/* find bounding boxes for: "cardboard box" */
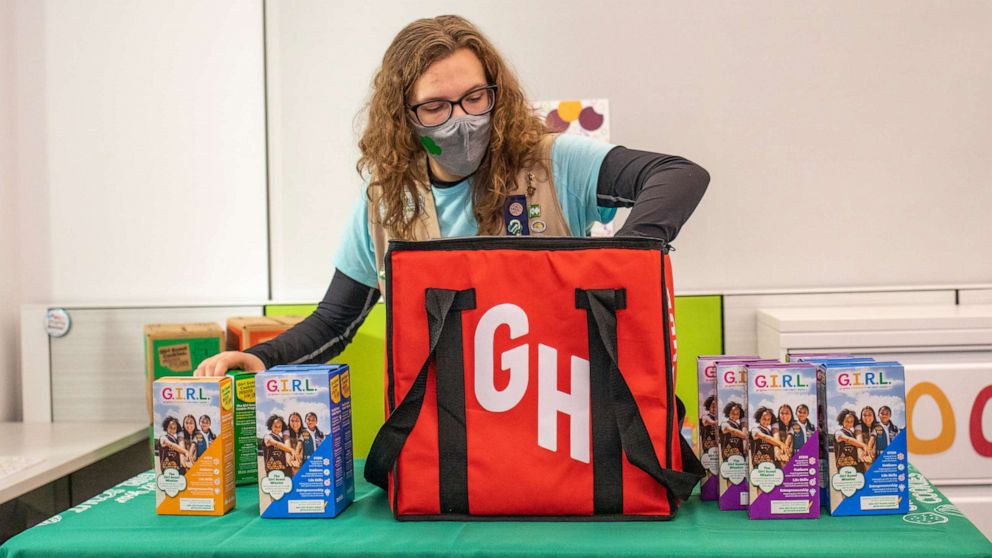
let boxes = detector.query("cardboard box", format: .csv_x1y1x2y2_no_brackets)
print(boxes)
823,361,908,516
256,364,354,518
144,323,224,419
226,370,258,485
226,316,305,351
696,355,757,500
746,363,820,520
152,376,235,515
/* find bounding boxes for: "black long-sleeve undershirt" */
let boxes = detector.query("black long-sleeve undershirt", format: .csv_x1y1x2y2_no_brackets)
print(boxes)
601,147,709,241
244,146,708,367
244,269,380,368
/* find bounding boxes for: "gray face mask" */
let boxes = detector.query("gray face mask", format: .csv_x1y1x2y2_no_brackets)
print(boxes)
413,113,491,179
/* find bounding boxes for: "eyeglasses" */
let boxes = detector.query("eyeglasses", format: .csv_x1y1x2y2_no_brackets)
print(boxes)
407,85,498,128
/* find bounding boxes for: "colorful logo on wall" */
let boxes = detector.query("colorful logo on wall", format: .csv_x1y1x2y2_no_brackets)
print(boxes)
533,99,610,142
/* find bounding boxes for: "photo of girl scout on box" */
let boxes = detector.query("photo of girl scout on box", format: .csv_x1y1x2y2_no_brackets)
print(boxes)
155,413,216,476
830,406,902,472
261,414,293,476
857,405,879,466
191,14,708,384
833,409,869,473
792,403,816,450
259,410,329,477
303,412,325,461
720,402,747,460
701,395,719,458
876,405,900,451
285,412,306,475
750,407,785,470
157,417,184,473
773,404,795,468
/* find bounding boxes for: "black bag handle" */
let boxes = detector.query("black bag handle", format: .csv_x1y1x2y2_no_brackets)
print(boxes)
576,289,704,505
364,288,475,498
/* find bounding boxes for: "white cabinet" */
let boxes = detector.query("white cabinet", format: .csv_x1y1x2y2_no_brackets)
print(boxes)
756,304,992,537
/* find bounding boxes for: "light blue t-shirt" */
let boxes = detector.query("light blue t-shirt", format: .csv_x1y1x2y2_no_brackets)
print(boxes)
335,134,616,288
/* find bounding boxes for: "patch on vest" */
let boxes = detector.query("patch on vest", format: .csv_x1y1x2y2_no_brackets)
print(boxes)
379,191,427,223
403,191,417,220
503,195,530,236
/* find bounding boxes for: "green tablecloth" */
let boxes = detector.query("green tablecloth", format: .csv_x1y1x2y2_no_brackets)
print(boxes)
2,461,989,558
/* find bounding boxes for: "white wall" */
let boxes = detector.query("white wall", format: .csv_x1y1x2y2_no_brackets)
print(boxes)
5,2,990,420
38,0,268,303
3,0,269,420
266,1,992,299
1,0,20,421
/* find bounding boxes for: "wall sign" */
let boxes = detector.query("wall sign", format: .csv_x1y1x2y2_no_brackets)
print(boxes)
45,308,72,338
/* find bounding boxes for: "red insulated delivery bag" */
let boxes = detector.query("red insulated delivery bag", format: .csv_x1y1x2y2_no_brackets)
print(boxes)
364,237,703,520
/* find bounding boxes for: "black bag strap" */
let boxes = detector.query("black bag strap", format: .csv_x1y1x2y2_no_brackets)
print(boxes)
364,288,476,502
576,288,704,506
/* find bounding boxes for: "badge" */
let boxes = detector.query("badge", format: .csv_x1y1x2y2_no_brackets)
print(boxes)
45,308,72,338
503,195,529,235
528,204,541,218
531,220,547,233
402,190,426,220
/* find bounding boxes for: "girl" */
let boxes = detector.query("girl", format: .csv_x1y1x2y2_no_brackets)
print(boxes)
700,395,719,460
773,404,795,467
195,414,213,457
834,409,870,473
877,405,900,453
720,402,747,460
158,416,184,473
794,403,816,446
303,412,325,460
199,415,216,448
179,414,200,471
194,15,708,377
750,407,784,468
285,412,306,475
263,415,294,476
858,405,880,467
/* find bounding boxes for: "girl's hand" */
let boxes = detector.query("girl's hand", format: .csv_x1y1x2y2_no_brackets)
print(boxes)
194,351,265,376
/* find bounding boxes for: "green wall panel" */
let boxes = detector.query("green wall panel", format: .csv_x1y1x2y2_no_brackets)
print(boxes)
267,295,724,458
672,295,724,453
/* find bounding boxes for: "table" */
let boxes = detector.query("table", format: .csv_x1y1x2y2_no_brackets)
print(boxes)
2,461,989,558
0,422,148,504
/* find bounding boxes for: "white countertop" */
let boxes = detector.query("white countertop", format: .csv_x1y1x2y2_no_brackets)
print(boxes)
0,421,148,504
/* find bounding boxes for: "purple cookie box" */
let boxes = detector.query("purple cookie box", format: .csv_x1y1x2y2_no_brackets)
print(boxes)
746,363,820,520
697,355,758,500
716,359,778,511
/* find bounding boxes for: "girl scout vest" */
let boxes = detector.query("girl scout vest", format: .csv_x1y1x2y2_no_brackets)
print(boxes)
367,134,571,288
364,236,703,518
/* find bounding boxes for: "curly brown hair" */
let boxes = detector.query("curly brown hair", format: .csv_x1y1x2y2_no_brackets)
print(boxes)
357,15,548,238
